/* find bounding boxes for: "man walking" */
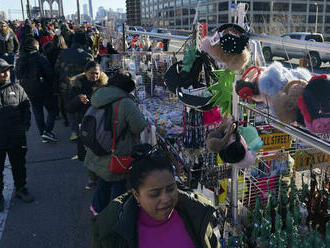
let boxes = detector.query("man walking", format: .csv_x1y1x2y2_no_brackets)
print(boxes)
0,59,34,211
16,38,58,142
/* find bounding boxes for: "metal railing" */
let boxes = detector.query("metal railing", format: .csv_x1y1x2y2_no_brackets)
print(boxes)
125,30,190,41
249,33,330,53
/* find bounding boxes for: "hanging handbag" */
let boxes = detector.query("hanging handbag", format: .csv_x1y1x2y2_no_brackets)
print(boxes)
109,99,134,174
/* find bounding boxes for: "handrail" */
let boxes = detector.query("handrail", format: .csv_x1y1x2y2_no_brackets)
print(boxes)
125,30,190,41
249,33,330,53
239,102,330,155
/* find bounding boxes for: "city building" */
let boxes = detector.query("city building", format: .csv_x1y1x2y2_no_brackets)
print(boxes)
126,0,141,26
0,11,7,21
107,8,126,31
96,6,107,20
89,0,94,20
83,4,89,16
140,0,330,41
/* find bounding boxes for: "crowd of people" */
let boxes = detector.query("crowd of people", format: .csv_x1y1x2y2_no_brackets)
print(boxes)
0,17,221,247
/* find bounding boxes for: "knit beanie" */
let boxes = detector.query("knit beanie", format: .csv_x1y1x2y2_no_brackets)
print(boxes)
108,71,136,93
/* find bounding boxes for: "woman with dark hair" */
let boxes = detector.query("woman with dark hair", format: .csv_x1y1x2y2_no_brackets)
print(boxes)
90,144,220,248
66,61,108,189
85,71,147,215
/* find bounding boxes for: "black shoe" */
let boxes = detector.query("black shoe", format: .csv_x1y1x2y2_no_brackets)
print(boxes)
42,131,59,142
85,180,97,190
0,195,4,212
15,187,34,203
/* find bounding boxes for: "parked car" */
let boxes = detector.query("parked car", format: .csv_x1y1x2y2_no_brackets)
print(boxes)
262,32,330,69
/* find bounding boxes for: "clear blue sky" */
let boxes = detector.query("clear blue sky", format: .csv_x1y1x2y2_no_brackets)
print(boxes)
0,0,126,20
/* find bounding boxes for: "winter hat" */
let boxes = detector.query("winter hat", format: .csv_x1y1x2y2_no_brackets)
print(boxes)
22,38,39,52
201,36,250,71
217,23,249,54
272,80,308,123
0,58,14,72
108,71,136,93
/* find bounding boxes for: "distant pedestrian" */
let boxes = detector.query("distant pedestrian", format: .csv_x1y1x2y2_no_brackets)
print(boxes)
0,59,34,211
54,31,93,138
0,21,19,82
16,38,58,143
66,61,108,190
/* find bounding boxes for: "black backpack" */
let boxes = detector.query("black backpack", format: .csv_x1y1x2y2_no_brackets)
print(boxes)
80,103,114,156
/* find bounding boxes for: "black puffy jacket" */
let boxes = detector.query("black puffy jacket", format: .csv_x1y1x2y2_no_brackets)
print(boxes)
16,50,54,98
0,82,31,149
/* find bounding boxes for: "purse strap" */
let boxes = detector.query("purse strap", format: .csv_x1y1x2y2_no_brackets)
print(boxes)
111,99,122,153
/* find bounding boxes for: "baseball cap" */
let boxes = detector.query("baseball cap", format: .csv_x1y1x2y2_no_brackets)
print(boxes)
0,59,14,72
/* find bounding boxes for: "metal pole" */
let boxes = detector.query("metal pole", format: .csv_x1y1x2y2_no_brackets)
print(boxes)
231,167,239,225
26,0,31,19
122,23,126,52
315,3,318,33
20,0,25,20
76,0,81,24
239,102,330,155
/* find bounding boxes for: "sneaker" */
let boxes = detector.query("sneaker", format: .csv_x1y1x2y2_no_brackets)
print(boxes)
41,137,49,143
15,187,34,203
70,132,78,141
85,180,97,190
0,195,4,212
42,131,58,142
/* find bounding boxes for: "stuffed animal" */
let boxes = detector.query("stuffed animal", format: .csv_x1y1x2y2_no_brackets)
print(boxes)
297,75,330,133
272,80,308,124
206,117,259,169
201,23,250,71
272,74,330,133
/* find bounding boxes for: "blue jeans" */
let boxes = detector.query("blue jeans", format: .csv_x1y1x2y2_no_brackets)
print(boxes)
91,178,127,213
30,94,58,135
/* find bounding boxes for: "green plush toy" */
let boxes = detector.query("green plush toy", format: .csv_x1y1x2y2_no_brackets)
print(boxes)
182,44,199,73
208,70,235,116
238,125,263,153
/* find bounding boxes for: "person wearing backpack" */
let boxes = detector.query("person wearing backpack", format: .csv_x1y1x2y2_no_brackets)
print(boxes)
84,71,147,215
66,61,108,190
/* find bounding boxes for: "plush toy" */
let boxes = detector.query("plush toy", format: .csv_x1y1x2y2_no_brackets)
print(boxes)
297,75,330,133
201,23,250,71
272,80,308,124
238,125,263,153
206,117,259,169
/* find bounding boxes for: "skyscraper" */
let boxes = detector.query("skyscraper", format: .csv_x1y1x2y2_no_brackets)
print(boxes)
83,4,88,16
88,0,93,19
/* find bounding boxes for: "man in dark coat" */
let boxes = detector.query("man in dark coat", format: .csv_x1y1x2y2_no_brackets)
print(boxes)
0,59,34,211
16,38,58,143
55,31,93,139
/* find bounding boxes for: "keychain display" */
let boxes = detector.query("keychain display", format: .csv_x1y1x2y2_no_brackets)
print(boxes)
183,108,205,149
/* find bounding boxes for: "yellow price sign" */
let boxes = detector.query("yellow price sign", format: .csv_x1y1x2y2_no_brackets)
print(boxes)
295,150,330,170
259,132,292,152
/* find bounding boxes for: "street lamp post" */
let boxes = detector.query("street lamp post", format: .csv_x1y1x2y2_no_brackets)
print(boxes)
20,0,25,20
77,0,81,24
315,2,318,33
